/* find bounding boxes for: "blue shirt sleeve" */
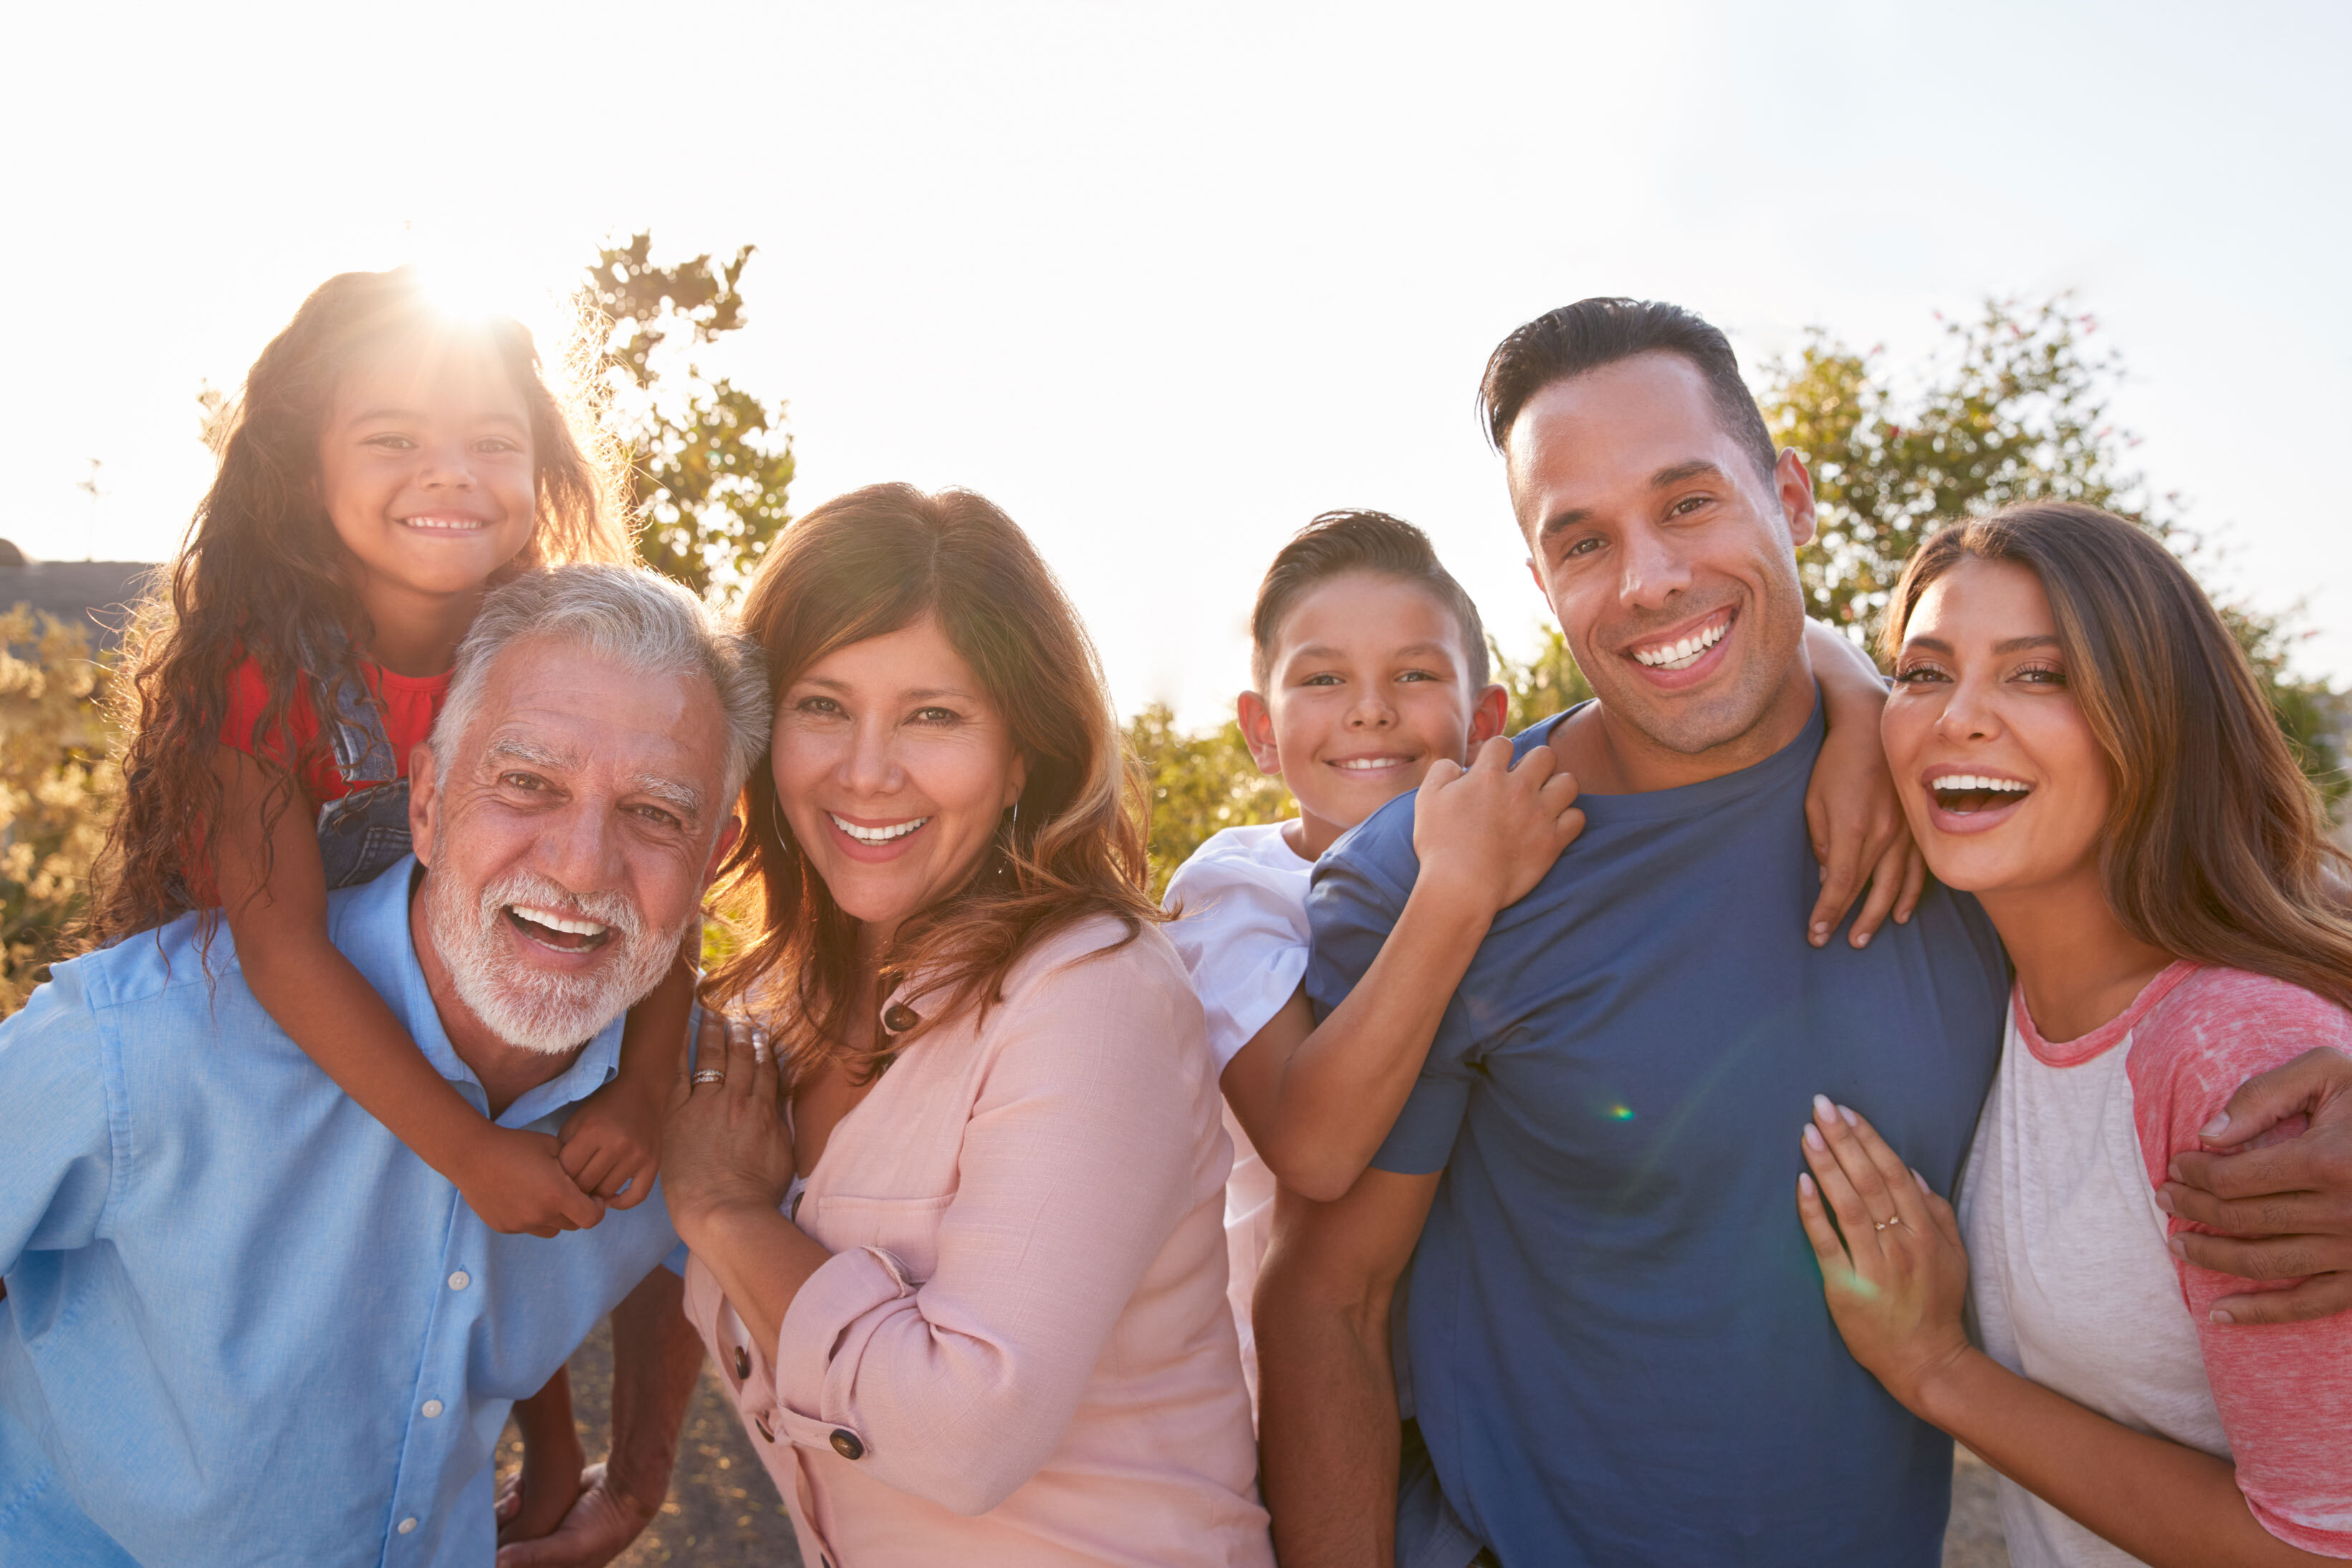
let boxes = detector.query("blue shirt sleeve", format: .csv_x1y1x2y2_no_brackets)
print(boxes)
1303,804,1473,1178
0,962,115,1270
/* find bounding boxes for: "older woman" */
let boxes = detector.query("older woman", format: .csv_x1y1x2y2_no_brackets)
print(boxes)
660,484,1272,1567
1794,503,2352,1567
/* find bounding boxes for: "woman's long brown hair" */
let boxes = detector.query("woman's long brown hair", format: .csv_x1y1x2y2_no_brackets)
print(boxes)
706,484,1161,1084
1884,502,2352,1010
87,266,628,945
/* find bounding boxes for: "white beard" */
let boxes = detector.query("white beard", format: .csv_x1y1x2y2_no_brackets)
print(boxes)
426,865,684,1056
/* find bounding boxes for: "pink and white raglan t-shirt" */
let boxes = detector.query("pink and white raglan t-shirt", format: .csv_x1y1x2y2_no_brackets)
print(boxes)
1959,962,2352,1567
1162,822,1313,1410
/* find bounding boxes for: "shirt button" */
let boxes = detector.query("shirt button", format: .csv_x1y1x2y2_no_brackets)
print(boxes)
732,1346,750,1380
397,1516,418,1534
421,1400,443,1418
447,1271,469,1291
829,1428,865,1461
882,1004,918,1034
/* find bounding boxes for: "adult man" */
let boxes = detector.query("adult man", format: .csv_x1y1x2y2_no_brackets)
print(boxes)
1252,299,2352,1567
0,565,769,1567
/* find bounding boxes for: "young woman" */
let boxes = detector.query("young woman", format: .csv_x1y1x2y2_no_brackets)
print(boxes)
1793,501,2352,1566
661,484,1271,1567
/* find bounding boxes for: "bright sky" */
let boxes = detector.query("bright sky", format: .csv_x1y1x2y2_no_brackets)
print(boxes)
9,1,2347,723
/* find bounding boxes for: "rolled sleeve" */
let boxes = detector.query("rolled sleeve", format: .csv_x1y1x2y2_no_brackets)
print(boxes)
767,942,1210,1517
0,965,115,1271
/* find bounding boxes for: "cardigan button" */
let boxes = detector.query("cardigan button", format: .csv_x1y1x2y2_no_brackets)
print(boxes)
732,1345,751,1381
881,1004,918,1034
829,1428,865,1461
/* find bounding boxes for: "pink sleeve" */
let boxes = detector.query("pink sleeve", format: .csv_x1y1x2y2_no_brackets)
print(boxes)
769,941,1217,1516
2127,968,2352,1557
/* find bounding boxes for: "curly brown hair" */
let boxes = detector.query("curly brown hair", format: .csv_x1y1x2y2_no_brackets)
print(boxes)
705,484,1161,1085
87,266,629,946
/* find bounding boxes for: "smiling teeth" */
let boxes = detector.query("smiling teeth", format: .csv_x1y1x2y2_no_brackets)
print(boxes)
400,516,488,532
1931,775,2030,793
509,905,608,936
830,814,928,842
1334,757,1410,771
1633,618,1729,670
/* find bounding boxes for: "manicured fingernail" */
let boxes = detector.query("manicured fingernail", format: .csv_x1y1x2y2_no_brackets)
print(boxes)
2200,1111,2231,1138
1798,1172,1817,1197
1811,923,1829,942
2211,1308,2235,1325
2166,1236,2187,1258
1804,1124,1826,1151
1853,931,1871,948
1813,1094,1835,1121
1913,1169,1931,1193
1839,1105,1858,1127
2152,1188,2175,1214
2168,1160,2185,1183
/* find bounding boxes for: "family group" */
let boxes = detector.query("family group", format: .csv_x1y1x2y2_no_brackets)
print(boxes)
3,267,2350,1568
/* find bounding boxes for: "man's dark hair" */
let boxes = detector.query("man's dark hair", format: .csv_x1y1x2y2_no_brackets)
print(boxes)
1477,298,1777,482
1250,510,1489,691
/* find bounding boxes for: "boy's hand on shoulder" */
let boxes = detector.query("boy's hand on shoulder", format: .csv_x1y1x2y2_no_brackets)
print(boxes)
1411,738,1585,918
559,1086,663,1211
455,1126,608,1237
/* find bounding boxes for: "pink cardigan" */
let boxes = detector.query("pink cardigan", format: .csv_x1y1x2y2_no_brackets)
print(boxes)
683,918,1274,1567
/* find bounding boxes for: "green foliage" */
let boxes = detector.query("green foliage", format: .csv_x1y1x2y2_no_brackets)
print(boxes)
1125,705,1293,898
1762,299,2344,810
590,233,796,599
1,610,120,1015
1492,627,1595,734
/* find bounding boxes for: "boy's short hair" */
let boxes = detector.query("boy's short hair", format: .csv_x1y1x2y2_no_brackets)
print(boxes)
1249,511,1490,691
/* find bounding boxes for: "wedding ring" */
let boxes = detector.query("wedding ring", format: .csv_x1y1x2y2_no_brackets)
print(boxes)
691,1069,728,1087
1875,1216,1903,1231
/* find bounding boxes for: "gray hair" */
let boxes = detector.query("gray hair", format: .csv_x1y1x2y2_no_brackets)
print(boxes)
431,565,771,821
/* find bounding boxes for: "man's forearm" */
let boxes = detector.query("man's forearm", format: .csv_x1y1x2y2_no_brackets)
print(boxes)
1255,1207,1403,1568
605,1266,705,1510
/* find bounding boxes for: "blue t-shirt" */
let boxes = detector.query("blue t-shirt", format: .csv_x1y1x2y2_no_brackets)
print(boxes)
1305,699,2009,1566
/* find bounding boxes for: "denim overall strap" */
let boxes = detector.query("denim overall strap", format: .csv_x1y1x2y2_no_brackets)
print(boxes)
301,625,418,891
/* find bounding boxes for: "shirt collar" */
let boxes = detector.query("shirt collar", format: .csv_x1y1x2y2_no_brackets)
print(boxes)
327,857,626,1128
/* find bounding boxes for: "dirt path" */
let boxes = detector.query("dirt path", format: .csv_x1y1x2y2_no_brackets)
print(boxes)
514,1325,2007,1566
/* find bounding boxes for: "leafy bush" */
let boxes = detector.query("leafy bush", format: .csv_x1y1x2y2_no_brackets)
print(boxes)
1,609,120,1014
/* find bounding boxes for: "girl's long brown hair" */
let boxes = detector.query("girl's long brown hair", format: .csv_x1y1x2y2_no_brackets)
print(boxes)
706,484,1161,1084
89,266,629,945
1885,502,2352,1010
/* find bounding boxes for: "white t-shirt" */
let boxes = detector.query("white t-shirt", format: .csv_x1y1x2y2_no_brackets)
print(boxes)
1959,963,2352,1566
1162,821,1314,1410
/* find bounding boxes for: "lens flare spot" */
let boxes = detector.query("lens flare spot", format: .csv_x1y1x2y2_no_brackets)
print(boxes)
1606,1102,1635,1122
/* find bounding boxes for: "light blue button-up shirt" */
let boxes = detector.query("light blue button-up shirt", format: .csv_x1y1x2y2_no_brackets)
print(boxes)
0,860,683,1567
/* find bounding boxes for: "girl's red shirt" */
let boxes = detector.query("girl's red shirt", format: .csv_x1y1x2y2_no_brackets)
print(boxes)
219,656,452,802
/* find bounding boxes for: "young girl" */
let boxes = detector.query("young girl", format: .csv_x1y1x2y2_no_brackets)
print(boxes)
1164,509,1920,1402
1797,503,2352,1567
92,266,696,1242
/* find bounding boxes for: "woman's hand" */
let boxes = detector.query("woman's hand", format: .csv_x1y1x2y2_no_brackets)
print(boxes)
1795,1095,1974,1414
1803,715,1927,950
660,1013,797,1244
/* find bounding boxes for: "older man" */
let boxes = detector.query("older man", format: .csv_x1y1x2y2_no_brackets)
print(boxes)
0,565,768,1567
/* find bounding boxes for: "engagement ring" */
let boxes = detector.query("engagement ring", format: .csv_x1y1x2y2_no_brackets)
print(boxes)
692,1069,728,1086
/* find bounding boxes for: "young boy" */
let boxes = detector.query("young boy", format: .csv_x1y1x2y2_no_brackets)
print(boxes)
1165,510,1915,1403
